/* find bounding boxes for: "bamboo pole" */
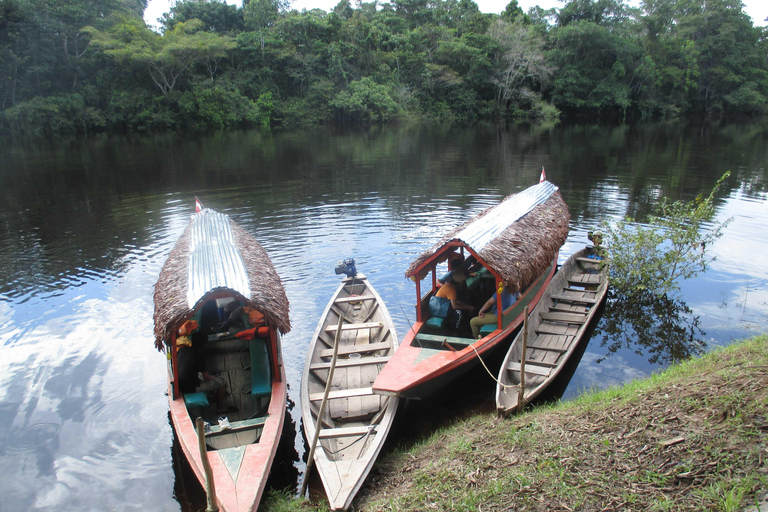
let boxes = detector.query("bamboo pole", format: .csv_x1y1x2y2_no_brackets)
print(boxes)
517,305,529,413
300,314,344,497
195,417,219,512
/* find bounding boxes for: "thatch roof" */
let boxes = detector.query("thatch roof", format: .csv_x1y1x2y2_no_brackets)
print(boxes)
153,211,290,350
406,184,570,292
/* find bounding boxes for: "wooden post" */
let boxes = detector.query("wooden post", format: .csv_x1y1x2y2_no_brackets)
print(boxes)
300,314,344,497
195,417,219,512
517,305,529,413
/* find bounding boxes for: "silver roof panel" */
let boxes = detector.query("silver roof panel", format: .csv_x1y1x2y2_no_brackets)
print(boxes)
455,181,558,252
187,209,250,308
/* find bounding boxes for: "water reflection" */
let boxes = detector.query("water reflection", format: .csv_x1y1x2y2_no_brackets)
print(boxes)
595,290,707,366
0,122,766,511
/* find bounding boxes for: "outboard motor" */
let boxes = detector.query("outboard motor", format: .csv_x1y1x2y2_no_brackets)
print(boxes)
334,258,357,278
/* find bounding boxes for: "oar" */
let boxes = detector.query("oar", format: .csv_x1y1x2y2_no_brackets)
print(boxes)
300,314,343,497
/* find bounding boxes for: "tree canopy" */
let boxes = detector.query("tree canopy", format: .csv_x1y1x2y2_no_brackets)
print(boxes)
1,0,767,136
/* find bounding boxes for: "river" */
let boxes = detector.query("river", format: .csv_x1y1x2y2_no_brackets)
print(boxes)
1,122,766,511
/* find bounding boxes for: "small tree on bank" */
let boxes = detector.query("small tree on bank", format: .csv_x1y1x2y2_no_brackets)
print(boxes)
602,172,732,296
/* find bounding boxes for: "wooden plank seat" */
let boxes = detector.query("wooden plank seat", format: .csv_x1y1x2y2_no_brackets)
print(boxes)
551,294,598,305
319,341,390,358
507,361,552,377
415,333,474,347
527,344,567,353
334,295,376,304
569,274,602,285
325,322,384,332
576,256,603,264
540,311,588,324
206,416,267,437
310,356,391,370
309,387,374,401
318,425,376,439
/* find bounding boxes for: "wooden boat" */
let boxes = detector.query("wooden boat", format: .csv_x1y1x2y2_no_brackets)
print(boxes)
153,203,291,512
496,245,608,416
373,181,570,400
300,264,400,510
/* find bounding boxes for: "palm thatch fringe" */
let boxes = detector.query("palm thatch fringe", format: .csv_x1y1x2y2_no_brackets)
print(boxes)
406,191,570,292
153,217,290,351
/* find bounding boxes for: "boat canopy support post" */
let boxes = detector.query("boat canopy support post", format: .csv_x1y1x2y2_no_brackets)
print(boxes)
195,417,219,512
300,314,343,498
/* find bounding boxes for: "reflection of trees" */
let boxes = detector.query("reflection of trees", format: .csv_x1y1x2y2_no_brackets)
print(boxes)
594,289,706,366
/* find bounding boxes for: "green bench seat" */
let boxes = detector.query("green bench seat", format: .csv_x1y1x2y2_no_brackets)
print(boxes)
249,338,272,397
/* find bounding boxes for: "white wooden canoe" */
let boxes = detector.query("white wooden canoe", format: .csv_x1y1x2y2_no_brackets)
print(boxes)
300,273,400,510
496,246,609,416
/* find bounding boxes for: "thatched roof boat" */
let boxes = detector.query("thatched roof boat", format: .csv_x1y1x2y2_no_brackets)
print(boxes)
153,206,289,512
373,181,570,400
153,210,290,351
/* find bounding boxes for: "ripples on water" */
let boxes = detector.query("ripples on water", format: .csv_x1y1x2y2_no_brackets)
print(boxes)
0,123,766,511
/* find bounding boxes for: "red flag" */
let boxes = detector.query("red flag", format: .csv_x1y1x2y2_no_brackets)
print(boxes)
195,197,204,213
540,167,547,183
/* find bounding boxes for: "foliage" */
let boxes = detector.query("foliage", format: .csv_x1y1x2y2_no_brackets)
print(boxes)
602,172,732,296
2,0,768,137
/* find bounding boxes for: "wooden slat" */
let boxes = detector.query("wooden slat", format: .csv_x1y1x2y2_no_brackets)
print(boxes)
569,274,602,285
318,425,375,439
507,361,551,376
309,386,374,401
415,333,474,346
527,344,567,353
206,416,267,437
319,341,390,358
576,257,603,264
310,356,391,370
536,322,570,335
540,311,587,324
334,295,376,304
325,322,383,332
551,294,598,305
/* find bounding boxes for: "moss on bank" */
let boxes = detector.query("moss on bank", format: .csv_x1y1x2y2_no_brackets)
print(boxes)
266,335,768,511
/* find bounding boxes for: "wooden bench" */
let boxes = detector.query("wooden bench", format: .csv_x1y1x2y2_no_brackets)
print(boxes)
309,387,374,401
206,416,267,437
507,361,552,377
310,356,391,370
319,341,390,358
318,425,376,439
325,322,384,333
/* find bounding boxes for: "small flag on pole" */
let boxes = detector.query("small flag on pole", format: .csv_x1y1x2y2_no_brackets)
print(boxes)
540,167,547,183
195,197,204,213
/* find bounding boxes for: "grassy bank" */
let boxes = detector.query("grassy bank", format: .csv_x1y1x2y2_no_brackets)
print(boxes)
267,335,768,511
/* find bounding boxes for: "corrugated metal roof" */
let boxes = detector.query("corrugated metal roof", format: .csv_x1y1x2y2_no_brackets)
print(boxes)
186,209,250,308
455,181,558,252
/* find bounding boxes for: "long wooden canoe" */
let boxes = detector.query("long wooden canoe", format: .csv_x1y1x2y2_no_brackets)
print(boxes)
373,181,570,400
154,205,290,512
496,245,608,416
301,272,399,510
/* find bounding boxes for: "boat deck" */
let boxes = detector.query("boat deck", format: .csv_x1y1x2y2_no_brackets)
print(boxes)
197,333,271,450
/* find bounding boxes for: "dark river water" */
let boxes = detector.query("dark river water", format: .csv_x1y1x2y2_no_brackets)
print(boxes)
1,122,767,511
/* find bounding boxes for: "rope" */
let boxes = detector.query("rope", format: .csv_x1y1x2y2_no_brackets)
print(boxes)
469,342,517,390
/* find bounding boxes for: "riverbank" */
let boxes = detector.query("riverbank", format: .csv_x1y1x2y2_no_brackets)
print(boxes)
268,334,768,511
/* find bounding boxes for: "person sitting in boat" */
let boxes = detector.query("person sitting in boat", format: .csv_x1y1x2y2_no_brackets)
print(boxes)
470,286,521,339
177,331,232,413
438,254,477,285
435,269,475,331
215,300,266,333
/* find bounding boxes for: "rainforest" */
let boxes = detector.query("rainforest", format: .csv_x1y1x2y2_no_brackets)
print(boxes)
1,0,767,137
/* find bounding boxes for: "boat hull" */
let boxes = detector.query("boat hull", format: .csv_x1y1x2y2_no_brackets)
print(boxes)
301,274,400,510
496,246,609,416
373,258,557,400
169,361,286,512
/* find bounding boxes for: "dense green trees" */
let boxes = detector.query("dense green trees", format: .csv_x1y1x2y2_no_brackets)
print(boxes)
1,0,766,136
